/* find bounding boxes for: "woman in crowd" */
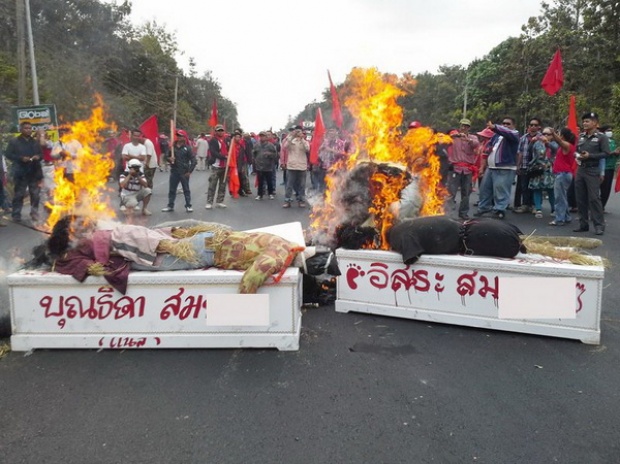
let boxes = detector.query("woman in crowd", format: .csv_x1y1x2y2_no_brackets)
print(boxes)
548,127,577,226
527,128,556,218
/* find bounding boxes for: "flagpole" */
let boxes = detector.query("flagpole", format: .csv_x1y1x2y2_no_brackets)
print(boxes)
213,138,235,208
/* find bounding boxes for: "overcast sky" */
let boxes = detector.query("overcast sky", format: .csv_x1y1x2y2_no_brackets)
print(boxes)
123,0,544,131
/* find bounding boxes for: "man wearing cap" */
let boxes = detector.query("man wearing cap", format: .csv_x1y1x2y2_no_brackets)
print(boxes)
161,130,196,213
474,117,520,219
252,131,278,200
206,124,229,208
446,118,479,220
513,117,543,214
574,112,610,235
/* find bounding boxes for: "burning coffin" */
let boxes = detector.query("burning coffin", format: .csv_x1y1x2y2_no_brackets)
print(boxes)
335,249,603,344
8,267,302,351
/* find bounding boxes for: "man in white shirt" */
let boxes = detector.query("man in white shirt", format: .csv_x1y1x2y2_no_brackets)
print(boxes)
119,158,152,216
140,132,158,188
121,129,146,168
195,133,209,171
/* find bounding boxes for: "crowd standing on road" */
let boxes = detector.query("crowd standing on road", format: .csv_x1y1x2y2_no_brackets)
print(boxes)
0,115,618,238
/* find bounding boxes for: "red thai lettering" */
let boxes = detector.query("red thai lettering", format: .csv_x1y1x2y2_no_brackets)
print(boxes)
368,262,389,289
434,272,445,295
390,267,411,292
161,288,185,320
179,294,207,320
411,269,430,292
114,296,146,319
478,275,499,305
456,271,478,305
576,282,585,313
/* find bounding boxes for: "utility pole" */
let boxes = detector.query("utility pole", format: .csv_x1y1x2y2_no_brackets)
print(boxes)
16,0,26,105
24,0,39,104
173,75,179,127
462,84,468,119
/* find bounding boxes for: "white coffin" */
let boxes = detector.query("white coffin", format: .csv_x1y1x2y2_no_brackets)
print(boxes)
336,249,604,344
8,267,302,351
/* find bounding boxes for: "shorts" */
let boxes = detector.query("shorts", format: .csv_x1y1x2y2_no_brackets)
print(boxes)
120,188,152,208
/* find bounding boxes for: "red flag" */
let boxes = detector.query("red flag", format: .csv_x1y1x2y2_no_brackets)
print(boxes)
309,108,326,165
139,114,161,155
615,169,620,193
541,49,564,96
567,94,578,139
228,139,240,198
208,98,218,128
328,70,343,128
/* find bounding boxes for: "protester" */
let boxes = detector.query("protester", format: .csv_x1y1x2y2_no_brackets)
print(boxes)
446,118,479,220
140,132,158,189
474,117,520,219
252,131,278,200
527,127,555,218
238,132,253,196
282,125,310,208
121,128,147,168
195,133,209,171
119,159,152,216
158,134,170,172
4,122,43,223
161,130,196,213
205,124,229,209
548,127,577,226
573,112,610,235
513,118,542,213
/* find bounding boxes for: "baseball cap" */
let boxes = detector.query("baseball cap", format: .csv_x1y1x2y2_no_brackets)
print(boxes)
459,118,471,126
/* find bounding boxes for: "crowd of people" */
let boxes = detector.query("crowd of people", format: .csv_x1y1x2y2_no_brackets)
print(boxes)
0,114,618,237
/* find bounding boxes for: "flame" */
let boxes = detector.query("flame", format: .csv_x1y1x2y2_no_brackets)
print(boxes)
310,68,449,249
45,94,117,231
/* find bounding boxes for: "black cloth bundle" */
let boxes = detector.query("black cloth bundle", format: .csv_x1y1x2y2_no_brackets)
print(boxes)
460,218,526,258
387,216,462,264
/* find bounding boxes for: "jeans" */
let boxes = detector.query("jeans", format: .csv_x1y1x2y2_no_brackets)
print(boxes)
447,171,472,217
284,170,307,202
553,172,572,222
477,168,515,213
167,170,191,208
532,189,554,211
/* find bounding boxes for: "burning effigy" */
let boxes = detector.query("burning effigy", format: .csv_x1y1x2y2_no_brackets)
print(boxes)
310,68,451,252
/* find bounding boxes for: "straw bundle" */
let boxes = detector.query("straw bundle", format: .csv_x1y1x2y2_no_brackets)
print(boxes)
170,223,231,239
521,236,609,267
157,239,199,265
87,262,109,276
0,342,10,359
521,235,602,249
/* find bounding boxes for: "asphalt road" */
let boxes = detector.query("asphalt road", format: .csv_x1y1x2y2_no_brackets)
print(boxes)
1,170,619,464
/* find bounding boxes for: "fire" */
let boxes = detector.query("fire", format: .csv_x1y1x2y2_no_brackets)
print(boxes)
310,68,449,249
45,95,117,230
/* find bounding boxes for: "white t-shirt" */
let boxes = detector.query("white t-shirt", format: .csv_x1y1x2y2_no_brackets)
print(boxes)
122,142,146,159
143,138,158,168
196,138,209,158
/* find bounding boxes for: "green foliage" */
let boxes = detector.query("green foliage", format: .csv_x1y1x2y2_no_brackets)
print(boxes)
292,0,619,134
0,0,237,135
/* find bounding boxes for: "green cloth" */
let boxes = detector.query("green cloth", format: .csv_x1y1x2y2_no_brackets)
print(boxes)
605,139,617,170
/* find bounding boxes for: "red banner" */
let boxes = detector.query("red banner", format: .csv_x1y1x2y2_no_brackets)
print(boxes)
541,49,564,96
309,108,325,165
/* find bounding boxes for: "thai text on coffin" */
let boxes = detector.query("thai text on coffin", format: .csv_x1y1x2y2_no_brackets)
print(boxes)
342,260,587,313
40,286,207,329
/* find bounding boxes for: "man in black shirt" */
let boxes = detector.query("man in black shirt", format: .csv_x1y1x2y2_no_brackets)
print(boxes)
4,122,43,223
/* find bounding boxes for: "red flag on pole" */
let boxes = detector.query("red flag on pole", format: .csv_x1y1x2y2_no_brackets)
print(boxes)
328,70,343,128
139,114,161,155
309,108,326,165
541,49,564,96
208,98,218,128
567,94,579,139
228,140,240,198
